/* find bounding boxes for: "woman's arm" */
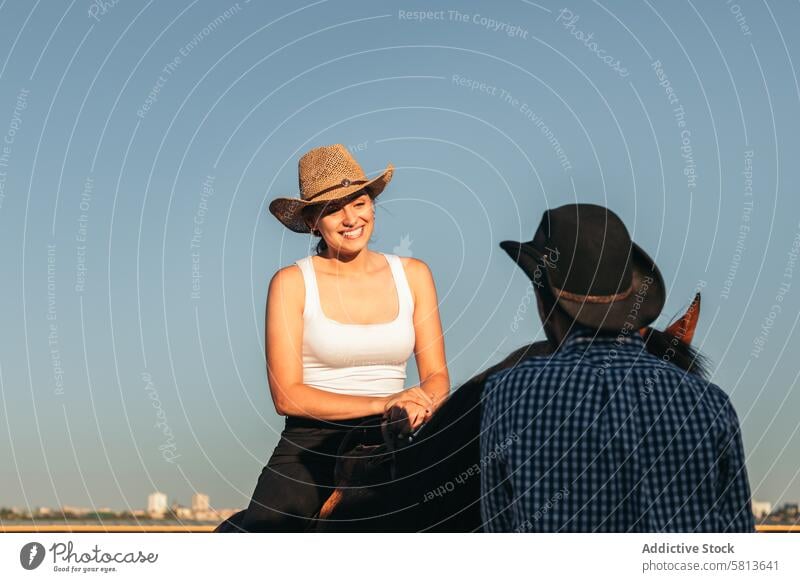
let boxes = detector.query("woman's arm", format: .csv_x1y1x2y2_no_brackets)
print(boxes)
266,266,392,420
404,258,451,409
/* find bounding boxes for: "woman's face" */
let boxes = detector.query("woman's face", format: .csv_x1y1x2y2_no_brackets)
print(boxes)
308,193,374,255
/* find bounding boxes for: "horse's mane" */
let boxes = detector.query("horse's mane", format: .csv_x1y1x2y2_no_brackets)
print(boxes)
641,327,709,379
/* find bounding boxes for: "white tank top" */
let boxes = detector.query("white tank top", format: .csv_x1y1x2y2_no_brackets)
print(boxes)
295,253,416,397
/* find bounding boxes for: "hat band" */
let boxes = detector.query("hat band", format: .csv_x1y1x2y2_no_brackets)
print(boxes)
305,178,369,202
551,282,634,304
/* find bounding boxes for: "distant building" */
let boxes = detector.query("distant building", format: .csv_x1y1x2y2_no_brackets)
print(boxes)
62,505,91,517
192,493,210,513
214,508,240,521
781,503,799,517
752,500,772,518
192,510,214,521
174,506,194,519
34,507,52,517
147,492,168,517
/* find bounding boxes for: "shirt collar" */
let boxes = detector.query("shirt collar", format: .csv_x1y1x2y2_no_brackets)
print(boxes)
559,323,646,352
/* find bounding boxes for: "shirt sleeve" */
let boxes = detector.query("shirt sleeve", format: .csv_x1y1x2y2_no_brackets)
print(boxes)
480,375,514,532
717,399,755,532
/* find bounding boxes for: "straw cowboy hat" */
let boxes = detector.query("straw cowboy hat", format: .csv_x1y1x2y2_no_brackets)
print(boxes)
269,144,394,233
500,203,666,331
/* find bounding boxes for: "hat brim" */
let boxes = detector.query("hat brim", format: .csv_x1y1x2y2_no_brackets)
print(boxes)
500,239,665,331
269,164,394,233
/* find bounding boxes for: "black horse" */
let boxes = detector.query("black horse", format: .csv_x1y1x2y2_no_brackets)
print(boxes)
217,295,705,532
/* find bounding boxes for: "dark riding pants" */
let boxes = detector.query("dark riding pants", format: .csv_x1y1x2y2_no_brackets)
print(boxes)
241,414,382,532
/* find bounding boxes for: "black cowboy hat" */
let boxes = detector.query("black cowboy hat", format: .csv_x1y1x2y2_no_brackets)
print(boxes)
500,203,665,331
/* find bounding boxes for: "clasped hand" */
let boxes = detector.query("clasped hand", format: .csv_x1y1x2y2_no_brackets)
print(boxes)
381,386,441,439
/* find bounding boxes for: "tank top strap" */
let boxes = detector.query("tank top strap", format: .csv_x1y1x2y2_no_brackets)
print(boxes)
294,256,320,318
383,253,415,317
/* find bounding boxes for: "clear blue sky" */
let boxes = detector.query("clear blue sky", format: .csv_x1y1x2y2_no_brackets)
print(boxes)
0,0,798,513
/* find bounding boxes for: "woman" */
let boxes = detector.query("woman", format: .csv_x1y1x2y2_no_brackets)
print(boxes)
240,144,450,532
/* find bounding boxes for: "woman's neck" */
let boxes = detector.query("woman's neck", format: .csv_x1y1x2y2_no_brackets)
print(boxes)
317,247,373,275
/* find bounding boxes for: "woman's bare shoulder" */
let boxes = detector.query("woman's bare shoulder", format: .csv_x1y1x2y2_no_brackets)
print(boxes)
398,257,435,296
268,264,304,297
398,256,432,273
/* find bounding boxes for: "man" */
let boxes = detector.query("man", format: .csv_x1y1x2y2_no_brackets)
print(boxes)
480,204,754,532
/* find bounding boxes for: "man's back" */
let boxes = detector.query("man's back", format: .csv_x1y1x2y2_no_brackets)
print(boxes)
480,327,754,532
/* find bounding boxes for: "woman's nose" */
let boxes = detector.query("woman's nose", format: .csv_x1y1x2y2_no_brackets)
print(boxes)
342,206,357,225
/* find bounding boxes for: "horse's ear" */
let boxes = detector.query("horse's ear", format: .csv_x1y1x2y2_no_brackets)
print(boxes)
639,293,702,343
665,292,701,345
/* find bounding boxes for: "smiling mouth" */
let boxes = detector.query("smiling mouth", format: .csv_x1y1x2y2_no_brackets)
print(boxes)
341,226,364,240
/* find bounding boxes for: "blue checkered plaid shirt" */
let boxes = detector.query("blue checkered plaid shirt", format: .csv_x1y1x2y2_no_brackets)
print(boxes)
480,326,754,532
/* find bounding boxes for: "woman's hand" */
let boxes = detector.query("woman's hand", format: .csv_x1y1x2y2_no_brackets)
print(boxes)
383,399,431,438
382,386,435,416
